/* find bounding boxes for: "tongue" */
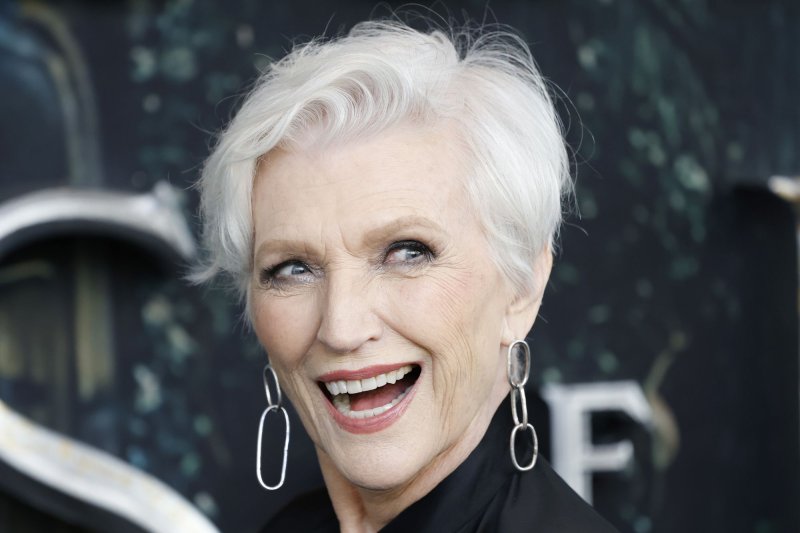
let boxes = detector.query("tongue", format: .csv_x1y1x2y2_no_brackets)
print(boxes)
350,381,407,411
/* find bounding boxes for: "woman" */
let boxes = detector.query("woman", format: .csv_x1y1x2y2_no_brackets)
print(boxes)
194,17,619,533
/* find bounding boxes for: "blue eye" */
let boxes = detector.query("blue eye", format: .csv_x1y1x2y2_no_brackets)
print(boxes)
384,240,434,265
260,260,315,288
277,263,310,276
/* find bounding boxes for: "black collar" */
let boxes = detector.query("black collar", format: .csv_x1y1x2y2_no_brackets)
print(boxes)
382,398,522,533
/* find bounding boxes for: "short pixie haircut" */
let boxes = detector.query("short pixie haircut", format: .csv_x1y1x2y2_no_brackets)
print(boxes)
194,19,571,305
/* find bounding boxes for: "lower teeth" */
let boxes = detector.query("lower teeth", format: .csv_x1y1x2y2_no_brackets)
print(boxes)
332,390,408,419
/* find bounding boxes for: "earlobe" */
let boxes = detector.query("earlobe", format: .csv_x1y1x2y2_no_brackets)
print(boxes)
501,248,553,345
500,317,516,347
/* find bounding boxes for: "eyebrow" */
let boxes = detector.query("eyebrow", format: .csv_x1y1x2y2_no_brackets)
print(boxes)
253,215,446,264
361,215,446,244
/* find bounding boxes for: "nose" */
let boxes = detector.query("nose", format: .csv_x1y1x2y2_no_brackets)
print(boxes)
316,267,383,353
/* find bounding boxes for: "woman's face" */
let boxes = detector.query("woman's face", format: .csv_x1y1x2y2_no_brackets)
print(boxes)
250,125,531,491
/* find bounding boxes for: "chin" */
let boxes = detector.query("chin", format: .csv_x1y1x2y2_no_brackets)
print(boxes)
347,464,418,492
311,363,441,491
330,436,434,492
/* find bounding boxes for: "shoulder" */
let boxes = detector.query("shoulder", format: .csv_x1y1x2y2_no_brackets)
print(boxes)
494,458,619,533
259,487,338,533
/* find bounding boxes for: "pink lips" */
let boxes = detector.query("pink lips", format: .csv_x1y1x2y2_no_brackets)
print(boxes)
318,362,415,382
318,362,420,435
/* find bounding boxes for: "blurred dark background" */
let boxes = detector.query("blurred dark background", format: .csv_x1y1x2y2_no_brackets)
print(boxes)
0,1,798,532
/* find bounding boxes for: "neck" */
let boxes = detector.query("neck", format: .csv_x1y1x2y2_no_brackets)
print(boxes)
318,389,507,533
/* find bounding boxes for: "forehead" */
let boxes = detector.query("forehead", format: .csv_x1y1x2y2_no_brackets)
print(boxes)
252,125,471,237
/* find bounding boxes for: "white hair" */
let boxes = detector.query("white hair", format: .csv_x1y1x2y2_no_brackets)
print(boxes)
193,18,571,306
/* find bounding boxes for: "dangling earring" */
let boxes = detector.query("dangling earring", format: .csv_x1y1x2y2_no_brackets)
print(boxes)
256,364,290,490
507,339,539,472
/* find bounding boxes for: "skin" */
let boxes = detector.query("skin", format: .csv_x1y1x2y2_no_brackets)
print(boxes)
249,123,552,532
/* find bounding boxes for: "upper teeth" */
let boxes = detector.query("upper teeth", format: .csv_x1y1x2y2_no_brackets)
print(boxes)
324,365,414,396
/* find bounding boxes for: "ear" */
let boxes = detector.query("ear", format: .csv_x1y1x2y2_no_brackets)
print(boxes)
500,247,553,346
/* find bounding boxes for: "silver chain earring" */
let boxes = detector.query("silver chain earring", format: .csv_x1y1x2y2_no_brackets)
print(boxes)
256,364,290,490
507,340,538,472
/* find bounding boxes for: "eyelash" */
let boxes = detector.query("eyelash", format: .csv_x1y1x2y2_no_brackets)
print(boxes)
383,240,435,265
259,259,312,288
259,240,435,289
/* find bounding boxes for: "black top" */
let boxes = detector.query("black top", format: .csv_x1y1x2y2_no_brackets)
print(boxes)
262,398,619,532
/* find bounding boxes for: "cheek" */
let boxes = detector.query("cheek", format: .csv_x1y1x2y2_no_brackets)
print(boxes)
251,293,319,371
386,264,504,427
251,293,325,435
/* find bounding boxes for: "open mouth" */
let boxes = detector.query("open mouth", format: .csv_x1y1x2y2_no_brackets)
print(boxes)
319,364,421,420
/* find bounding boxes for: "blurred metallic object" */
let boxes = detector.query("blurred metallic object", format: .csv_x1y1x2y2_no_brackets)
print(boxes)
0,180,204,531
0,181,196,262
0,4,211,530
0,399,220,533
768,175,800,204
542,381,652,504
